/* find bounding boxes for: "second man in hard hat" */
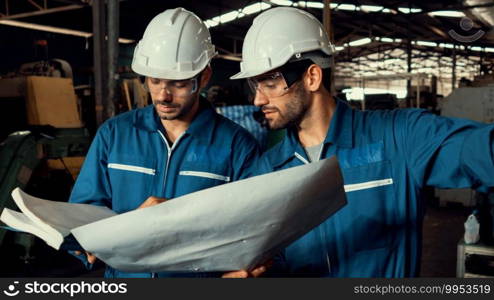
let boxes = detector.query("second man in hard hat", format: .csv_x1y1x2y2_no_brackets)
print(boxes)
232,7,494,277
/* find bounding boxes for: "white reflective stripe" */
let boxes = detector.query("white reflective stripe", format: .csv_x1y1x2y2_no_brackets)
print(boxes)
344,178,393,192
179,171,230,182
294,152,310,165
108,163,155,175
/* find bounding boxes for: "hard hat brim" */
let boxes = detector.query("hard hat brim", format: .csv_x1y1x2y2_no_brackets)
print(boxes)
132,63,202,80
230,69,270,80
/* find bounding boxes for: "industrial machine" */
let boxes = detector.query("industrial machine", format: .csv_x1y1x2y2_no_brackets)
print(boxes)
0,60,92,276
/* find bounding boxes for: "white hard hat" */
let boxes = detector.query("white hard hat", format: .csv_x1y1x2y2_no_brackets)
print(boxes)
132,7,216,80
231,7,335,80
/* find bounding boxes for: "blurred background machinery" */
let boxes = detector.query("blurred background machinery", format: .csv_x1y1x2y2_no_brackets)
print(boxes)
0,59,92,276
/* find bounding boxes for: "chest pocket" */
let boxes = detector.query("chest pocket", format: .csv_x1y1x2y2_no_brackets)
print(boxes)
334,142,398,254
176,160,230,196
340,161,397,251
107,154,156,212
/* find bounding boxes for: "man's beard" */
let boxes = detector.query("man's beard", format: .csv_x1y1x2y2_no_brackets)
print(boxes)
266,83,309,130
153,95,197,120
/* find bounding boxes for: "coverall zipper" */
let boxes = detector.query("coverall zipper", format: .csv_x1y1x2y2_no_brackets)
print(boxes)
153,130,185,278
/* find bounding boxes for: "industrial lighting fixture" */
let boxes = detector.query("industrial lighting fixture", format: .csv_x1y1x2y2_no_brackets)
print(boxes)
204,2,271,28
348,37,372,46
336,4,357,11
398,7,422,14
242,2,271,14
361,5,384,12
218,11,243,23
295,1,324,9
417,40,437,47
380,37,394,43
428,10,466,18
439,43,455,49
204,1,458,31
0,19,135,43
269,0,294,6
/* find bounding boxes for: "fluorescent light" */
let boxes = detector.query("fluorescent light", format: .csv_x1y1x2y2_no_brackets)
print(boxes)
439,43,455,49
470,46,483,52
348,37,372,46
398,7,422,14
242,2,271,14
380,37,394,43
296,1,324,9
218,11,242,23
337,4,357,11
205,2,271,28
0,19,134,43
335,46,345,51
0,19,91,37
485,47,494,53
361,5,384,12
417,40,437,47
118,38,135,44
269,0,293,6
428,10,465,18
204,20,219,28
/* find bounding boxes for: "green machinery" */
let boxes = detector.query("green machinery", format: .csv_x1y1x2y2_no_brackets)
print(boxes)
0,127,91,258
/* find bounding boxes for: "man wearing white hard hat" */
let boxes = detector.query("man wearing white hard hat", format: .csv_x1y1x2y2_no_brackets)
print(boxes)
232,7,494,277
69,8,260,278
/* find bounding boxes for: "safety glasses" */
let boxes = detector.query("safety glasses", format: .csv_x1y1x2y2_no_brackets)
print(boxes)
247,71,291,98
147,77,198,97
247,59,313,99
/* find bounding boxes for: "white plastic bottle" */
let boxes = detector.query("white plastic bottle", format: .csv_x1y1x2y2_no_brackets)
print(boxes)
464,213,480,244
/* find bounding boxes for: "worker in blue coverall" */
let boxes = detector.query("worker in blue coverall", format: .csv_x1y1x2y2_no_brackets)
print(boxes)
68,8,261,278
228,7,494,277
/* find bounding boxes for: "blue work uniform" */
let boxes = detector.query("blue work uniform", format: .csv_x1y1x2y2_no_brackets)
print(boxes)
69,99,260,278
262,99,494,277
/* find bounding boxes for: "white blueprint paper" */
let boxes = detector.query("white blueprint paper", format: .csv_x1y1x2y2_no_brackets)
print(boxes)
72,156,346,272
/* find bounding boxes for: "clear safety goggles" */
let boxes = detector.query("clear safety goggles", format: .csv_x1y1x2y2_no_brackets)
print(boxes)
147,76,198,97
247,72,291,98
247,58,315,99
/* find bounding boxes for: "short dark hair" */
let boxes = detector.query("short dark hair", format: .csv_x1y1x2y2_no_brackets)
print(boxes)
283,51,333,92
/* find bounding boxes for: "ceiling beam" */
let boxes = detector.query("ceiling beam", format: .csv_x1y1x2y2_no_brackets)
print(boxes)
0,4,84,20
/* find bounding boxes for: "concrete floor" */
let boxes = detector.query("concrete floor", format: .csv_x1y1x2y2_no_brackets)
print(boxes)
420,201,470,277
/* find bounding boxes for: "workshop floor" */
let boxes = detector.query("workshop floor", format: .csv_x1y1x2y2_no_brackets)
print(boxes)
420,201,471,277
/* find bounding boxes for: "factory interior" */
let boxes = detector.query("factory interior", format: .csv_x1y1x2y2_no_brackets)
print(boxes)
0,0,494,278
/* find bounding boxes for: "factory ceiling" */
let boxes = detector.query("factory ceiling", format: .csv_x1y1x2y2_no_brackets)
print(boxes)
2,0,494,80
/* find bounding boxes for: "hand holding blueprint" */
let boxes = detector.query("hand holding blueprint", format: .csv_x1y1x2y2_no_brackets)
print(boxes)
72,156,347,272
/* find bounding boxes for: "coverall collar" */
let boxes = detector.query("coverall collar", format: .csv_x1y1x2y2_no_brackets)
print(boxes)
270,98,354,168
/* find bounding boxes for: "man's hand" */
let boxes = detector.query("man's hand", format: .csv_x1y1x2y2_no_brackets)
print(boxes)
74,251,97,264
138,196,167,209
222,261,273,278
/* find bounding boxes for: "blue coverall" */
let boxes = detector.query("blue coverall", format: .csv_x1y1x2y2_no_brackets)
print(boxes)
262,99,494,277
69,100,260,278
